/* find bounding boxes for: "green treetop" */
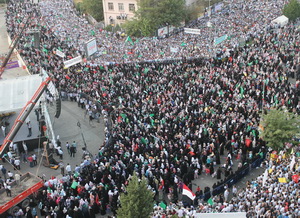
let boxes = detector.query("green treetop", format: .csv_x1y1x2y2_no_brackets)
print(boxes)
117,173,155,218
260,108,300,151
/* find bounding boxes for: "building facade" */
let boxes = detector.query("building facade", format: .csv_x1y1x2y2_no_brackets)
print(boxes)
102,0,137,27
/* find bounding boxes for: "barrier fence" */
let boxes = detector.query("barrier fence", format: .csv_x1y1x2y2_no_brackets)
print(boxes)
200,155,264,201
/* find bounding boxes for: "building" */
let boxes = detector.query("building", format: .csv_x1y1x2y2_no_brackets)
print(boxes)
102,0,137,27
102,0,199,27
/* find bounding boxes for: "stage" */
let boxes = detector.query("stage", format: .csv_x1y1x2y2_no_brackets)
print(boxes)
0,110,47,153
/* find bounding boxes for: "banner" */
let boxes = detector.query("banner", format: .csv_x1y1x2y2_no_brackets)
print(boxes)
170,47,179,53
184,28,201,35
214,34,227,46
5,61,20,70
63,56,82,68
55,49,65,58
85,38,97,57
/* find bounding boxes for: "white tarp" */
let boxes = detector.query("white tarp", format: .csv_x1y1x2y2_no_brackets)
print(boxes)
0,75,42,113
271,15,289,27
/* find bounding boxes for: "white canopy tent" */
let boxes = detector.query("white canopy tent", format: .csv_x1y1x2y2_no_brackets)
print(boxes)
0,74,43,113
271,15,289,27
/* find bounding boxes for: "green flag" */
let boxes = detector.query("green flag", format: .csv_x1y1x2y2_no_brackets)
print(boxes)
144,68,149,74
125,36,134,45
207,198,214,206
240,86,244,98
90,30,95,36
71,181,78,189
181,42,187,46
159,202,167,210
141,137,147,144
120,113,127,119
150,118,154,126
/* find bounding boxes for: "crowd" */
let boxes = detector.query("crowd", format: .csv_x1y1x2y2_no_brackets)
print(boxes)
3,0,300,217
151,151,300,217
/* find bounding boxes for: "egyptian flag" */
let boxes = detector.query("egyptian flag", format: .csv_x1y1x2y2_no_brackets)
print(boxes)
182,184,196,200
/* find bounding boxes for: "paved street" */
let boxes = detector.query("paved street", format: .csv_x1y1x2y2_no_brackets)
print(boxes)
1,100,105,180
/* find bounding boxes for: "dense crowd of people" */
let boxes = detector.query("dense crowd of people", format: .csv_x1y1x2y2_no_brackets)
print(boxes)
3,0,300,217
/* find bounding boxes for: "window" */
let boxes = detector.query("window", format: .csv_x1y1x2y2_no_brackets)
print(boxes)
129,3,135,12
118,3,124,11
108,2,114,10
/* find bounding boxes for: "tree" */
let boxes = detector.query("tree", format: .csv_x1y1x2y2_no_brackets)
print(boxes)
82,0,104,22
260,109,300,151
283,0,300,21
123,0,187,36
117,173,154,218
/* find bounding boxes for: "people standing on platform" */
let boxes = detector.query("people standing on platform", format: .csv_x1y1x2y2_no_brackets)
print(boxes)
28,155,34,167
0,166,6,180
15,173,21,186
35,109,40,121
7,171,13,180
32,153,37,166
1,124,6,137
27,121,32,137
14,158,20,170
4,183,11,197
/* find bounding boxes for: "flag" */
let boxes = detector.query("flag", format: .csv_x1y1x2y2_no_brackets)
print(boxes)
150,118,154,126
278,178,287,183
292,175,299,183
159,202,167,210
182,184,195,200
207,197,214,206
181,42,187,46
65,75,70,80
262,169,268,186
144,68,149,74
120,113,127,119
240,86,244,98
141,137,147,144
290,155,296,171
71,181,78,189
90,30,95,36
95,193,100,205
125,36,134,45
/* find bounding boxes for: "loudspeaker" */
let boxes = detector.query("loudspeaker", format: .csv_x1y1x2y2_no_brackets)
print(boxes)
55,97,61,118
